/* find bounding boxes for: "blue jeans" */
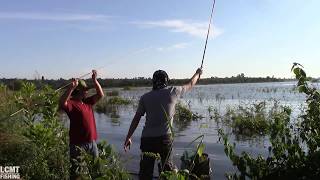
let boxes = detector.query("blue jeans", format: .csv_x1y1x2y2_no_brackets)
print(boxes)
69,141,99,180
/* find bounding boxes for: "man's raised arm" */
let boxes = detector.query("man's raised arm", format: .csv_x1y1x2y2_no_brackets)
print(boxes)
59,79,78,110
183,68,203,92
91,70,105,103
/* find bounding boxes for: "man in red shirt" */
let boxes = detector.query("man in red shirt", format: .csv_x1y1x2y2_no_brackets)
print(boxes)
59,70,104,180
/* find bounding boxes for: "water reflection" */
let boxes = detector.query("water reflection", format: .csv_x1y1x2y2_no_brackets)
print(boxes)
110,117,121,126
174,119,192,132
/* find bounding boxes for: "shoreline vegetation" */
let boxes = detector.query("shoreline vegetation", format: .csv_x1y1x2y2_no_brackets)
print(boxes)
0,73,304,91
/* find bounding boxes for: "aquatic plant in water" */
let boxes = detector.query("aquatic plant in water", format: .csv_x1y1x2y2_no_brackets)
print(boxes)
219,63,320,179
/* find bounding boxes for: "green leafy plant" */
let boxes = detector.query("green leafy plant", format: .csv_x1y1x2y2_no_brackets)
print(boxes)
107,96,131,105
159,135,211,180
0,82,70,180
159,107,210,180
215,101,287,139
174,102,193,122
95,96,131,118
219,63,320,179
174,102,203,122
74,141,130,180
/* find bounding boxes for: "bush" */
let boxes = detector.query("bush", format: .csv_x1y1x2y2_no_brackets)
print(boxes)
230,102,269,137
107,96,131,105
174,102,203,122
1,82,134,179
0,82,70,180
95,96,131,118
215,101,287,138
75,141,130,180
174,102,193,122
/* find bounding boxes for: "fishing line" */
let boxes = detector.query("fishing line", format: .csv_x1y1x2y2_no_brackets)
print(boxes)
3,47,153,121
54,65,107,92
55,47,152,92
0,108,29,121
200,0,216,69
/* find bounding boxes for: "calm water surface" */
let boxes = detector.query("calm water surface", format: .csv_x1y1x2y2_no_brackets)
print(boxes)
69,81,319,179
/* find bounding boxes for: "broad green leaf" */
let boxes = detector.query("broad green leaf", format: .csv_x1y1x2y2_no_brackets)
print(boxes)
299,68,306,77
293,67,300,75
197,143,205,157
298,85,307,93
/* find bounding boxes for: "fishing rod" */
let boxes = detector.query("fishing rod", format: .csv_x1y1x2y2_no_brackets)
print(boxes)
200,0,216,70
158,0,217,175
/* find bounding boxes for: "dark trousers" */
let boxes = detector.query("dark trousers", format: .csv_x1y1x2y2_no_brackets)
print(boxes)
69,141,99,180
139,135,175,180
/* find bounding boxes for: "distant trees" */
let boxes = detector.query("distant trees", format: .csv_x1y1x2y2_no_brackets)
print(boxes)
0,74,289,91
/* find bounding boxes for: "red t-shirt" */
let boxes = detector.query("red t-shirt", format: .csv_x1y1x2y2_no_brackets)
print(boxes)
62,96,98,145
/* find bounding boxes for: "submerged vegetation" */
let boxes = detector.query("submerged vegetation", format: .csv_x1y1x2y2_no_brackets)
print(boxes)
174,102,204,122
228,102,271,137
174,102,204,132
174,102,193,122
107,96,131,105
212,100,289,138
219,63,320,179
95,92,132,118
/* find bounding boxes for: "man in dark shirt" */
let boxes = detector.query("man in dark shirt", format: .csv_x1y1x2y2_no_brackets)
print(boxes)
59,70,104,180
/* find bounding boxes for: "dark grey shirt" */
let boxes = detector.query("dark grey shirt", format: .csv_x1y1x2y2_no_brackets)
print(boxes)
136,86,186,137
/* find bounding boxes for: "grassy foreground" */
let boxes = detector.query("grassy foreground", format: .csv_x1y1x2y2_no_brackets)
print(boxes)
0,83,129,180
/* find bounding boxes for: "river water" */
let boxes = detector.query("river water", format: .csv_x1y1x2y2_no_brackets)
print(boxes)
76,81,317,179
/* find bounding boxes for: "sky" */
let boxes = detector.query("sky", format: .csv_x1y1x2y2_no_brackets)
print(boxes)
0,0,319,79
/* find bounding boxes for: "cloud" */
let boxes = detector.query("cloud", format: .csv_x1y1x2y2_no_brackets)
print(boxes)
132,19,223,38
0,12,111,22
156,42,190,51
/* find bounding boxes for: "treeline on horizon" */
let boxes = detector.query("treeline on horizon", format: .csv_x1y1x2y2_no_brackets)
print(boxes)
0,73,294,91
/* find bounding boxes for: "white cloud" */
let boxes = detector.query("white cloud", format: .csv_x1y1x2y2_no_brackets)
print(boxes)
0,12,111,22
132,19,223,38
156,42,190,52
